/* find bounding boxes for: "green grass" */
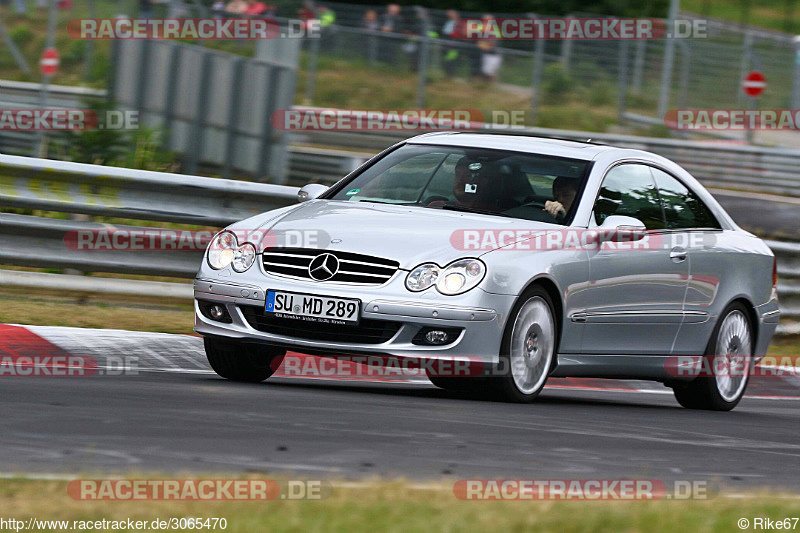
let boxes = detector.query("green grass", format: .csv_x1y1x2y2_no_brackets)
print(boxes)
683,0,799,33
0,477,799,532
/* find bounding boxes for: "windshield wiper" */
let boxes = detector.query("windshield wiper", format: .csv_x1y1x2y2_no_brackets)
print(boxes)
436,204,510,217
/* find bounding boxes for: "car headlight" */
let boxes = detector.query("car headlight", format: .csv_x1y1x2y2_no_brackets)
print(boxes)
207,231,257,272
437,258,486,295
232,242,256,272
406,259,486,295
406,263,439,292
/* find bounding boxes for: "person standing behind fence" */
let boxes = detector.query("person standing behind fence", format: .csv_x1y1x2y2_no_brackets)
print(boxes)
379,3,406,64
225,0,246,15
441,9,463,77
478,14,502,82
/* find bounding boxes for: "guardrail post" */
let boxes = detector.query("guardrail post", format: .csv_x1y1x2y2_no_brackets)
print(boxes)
185,51,213,175
223,57,245,180
257,65,281,183
161,44,183,153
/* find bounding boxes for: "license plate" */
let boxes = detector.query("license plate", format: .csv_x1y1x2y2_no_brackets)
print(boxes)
265,290,360,325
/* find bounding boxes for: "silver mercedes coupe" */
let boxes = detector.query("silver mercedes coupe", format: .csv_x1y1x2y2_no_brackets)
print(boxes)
194,133,780,410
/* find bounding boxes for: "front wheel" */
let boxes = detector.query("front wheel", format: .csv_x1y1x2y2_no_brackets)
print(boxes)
673,303,753,411
205,337,285,383
487,287,557,403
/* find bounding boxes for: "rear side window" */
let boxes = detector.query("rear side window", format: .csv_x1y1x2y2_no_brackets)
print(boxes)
650,168,721,230
594,164,666,230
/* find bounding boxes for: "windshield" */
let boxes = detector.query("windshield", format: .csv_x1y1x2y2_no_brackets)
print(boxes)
326,144,591,225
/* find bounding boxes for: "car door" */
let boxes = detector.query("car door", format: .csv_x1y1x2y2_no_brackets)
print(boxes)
649,167,724,355
576,163,689,355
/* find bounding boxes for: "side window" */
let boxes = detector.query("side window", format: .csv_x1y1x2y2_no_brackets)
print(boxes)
594,164,665,230
650,168,721,230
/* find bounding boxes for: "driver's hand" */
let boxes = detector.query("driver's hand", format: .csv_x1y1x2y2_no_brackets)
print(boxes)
544,200,566,218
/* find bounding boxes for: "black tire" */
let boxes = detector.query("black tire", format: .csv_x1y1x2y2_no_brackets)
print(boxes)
487,285,558,403
204,337,285,383
673,302,753,411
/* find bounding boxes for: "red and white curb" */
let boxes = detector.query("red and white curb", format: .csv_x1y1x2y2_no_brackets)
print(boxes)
1,323,799,398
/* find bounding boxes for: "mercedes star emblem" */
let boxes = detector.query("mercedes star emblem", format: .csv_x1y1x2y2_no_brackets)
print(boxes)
308,253,339,281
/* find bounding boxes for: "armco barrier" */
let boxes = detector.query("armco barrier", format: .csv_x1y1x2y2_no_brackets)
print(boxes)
0,154,797,335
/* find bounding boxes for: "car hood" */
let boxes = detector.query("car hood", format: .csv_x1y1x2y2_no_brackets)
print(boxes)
239,200,559,269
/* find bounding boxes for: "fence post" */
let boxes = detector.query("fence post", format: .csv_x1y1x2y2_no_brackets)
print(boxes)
738,31,753,108
560,15,573,74
530,35,545,125
83,0,96,80
631,39,646,95
657,0,680,119
34,0,58,158
617,40,629,126
304,32,321,105
791,36,800,109
415,35,431,108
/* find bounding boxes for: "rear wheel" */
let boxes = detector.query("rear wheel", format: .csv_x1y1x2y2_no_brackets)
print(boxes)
673,303,753,411
205,337,285,383
487,286,557,403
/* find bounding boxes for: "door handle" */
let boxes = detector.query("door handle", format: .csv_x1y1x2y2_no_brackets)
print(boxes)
670,247,687,262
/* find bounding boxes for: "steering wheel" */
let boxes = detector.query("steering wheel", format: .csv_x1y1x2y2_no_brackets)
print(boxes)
423,195,450,206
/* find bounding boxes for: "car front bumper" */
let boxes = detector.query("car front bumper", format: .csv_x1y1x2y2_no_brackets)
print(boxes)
193,276,514,365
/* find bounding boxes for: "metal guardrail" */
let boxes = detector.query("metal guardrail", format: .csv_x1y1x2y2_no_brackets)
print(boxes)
0,154,798,335
2,79,800,194
291,125,800,196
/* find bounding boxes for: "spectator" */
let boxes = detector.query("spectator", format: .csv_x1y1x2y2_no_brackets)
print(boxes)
380,3,403,33
441,9,461,77
478,14,502,82
211,0,225,17
243,0,268,16
379,4,406,64
139,0,154,18
224,0,247,15
297,0,316,27
362,9,379,31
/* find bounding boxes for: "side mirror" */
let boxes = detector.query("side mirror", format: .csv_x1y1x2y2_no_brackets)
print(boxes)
297,183,329,203
598,215,647,243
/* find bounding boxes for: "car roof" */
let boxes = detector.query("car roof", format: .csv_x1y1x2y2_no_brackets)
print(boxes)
405,132,616,160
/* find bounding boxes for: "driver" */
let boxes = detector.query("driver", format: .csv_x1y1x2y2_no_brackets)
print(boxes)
544,176,578,220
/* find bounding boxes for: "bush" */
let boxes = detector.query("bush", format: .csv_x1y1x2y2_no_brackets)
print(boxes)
541,63,575,103
9,25,34,46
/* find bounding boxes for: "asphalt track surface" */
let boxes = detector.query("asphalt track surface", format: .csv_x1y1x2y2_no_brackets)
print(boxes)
1,325,800,492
